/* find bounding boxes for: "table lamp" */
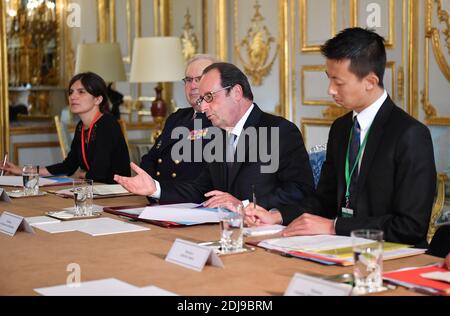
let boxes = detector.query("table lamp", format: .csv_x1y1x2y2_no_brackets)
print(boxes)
75,43,127,118
129,37,185,119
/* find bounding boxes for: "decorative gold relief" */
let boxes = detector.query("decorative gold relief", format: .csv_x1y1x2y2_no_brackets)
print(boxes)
435,0,450,54
428,0,450,81
397,66,404,102
322,107,349,119
235,1,278,86
423,0,450,124
180,9,199,61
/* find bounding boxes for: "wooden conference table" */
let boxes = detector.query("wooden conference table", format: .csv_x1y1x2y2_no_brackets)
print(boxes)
0,189,442,296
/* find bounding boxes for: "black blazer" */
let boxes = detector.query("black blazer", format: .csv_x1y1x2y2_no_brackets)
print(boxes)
140,107,212,181
293,97,436,247
46,113,130,184
160,105,315,214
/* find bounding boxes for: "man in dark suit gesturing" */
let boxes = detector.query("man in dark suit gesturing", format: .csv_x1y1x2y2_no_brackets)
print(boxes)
246,28,436,247
115,62,314,219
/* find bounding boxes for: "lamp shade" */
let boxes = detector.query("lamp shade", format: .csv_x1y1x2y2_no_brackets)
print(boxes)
129,37,185,83
75,43,126,82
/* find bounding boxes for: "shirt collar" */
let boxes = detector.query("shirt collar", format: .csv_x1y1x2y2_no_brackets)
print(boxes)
229,103,255,137
353,90,387,131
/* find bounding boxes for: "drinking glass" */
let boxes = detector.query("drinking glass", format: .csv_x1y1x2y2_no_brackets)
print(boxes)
218,204,244,253
351,229,384,295
73,179,93,216
22,164,39,196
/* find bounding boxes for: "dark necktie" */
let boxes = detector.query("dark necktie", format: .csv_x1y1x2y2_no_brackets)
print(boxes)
348,116,361,208
226,132,236,167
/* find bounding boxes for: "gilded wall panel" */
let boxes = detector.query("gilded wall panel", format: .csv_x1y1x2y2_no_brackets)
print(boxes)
423,0,450,124
351,0,395,48
300,0,337,52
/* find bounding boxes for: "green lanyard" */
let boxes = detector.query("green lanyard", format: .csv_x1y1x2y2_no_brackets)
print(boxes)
344,124,371,208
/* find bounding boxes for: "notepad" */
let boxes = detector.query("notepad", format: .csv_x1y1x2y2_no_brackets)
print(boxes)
92,184,129,195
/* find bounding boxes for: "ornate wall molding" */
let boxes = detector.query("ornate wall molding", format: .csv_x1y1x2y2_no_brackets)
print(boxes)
351,0,395,49
234,1,278,86
180,9,199,61
300,0,336,53
423,0,450,124
0,0,9,157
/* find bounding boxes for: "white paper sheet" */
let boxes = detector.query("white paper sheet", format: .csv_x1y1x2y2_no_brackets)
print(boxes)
243,224,285,237
76,218,149,236
34,217,149,236
259,235,374,252
92,184,129,195
0,176,58,187
25,216,61,227
139,204,219,224
34,278,177,296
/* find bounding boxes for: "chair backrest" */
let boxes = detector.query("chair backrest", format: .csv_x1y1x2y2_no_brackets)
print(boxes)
54,115,72,159
308,144,327,188
427,174,448,243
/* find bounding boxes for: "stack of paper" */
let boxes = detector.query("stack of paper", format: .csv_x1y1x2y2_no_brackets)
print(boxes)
138,203,220,225
34,278,177,296
34,217,150,236
257,235,426,266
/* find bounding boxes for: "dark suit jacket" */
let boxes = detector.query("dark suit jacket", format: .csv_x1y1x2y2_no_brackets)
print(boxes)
140,107,212,182
290,97,436,247
427,226,450,258
160,105,315,215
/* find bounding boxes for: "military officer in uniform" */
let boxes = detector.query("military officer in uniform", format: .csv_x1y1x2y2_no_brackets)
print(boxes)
140,54,218,181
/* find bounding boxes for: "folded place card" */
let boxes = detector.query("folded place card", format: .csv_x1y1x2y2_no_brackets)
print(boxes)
0,188,12,203
165,238,224,272
0,211,35,237
284,273,352,296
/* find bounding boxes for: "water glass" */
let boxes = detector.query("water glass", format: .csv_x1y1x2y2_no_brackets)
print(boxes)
351,229,384,295
218,204,244,253
73,179,93,216
22,164,39,196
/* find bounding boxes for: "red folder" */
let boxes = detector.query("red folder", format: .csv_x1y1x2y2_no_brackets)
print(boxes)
383,265,450,295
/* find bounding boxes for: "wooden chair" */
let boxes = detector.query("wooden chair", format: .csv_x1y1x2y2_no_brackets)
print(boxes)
54,115,72,159
427,174,448,243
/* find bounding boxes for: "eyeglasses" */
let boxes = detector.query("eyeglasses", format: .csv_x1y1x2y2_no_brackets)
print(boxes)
196,86,232,106
182,75,202,85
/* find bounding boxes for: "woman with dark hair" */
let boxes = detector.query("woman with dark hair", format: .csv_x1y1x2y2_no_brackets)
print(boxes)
2,72,130,183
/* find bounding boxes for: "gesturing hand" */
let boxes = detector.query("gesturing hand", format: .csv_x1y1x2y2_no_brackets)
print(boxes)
114,162,157,196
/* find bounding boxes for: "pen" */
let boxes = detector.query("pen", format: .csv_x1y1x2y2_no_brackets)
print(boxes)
0,152,7,176
252,184,256,208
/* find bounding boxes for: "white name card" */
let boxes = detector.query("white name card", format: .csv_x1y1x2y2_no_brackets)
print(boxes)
0,211,35,237
0,188,12,203
284,273,352,296
165,238,224,272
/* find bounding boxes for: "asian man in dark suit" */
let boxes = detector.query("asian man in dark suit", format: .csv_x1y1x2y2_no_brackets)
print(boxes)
115,62,314,218
245,28,436,247
139,54,217,181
